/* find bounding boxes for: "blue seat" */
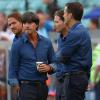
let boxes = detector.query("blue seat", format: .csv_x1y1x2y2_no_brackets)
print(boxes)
28,0,45,12
6,0,25,11
91,0,100,6
57,0,70,8
0,1,8,11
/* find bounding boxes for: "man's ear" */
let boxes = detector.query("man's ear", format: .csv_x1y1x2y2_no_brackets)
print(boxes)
69,13,73,19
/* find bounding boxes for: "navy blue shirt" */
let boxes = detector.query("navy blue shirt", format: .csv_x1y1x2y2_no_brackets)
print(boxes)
8,34,55,86
56,22,92,78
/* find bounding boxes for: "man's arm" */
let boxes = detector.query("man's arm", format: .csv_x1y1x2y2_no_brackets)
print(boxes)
89,56,100,90
8,41,21,86
47,40,57,72
38,40,57,73
94,65,100,84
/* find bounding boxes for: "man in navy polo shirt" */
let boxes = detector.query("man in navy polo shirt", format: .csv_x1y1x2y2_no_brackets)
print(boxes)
54,2,92,100
8,12,55,100
8,12,24,99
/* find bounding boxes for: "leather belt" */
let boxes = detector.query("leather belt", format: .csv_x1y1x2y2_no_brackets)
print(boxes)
19,80,46,85
64,71,86,76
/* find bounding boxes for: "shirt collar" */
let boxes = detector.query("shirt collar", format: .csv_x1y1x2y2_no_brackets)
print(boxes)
58,22,81,41
68,22,81,33
23,33,42,43
59,33,67,40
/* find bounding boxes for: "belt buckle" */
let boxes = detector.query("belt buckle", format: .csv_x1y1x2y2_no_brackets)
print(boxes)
65,72,70,76
22,81,29,84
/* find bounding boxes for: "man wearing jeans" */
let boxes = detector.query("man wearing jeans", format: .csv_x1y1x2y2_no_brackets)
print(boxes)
56,2,92,100
7,12,24,99
8,12,55,100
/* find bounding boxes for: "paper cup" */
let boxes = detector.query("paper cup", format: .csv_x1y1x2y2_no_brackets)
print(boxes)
36,62,43,69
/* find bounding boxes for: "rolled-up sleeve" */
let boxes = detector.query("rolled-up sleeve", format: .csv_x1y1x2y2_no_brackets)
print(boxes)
47,40,58,72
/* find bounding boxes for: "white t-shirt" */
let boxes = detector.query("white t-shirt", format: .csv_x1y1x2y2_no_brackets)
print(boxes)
96,56,100,66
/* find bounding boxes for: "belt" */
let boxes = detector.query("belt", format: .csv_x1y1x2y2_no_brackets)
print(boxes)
58,71,86,83
64,71,86,76
19,80,46,85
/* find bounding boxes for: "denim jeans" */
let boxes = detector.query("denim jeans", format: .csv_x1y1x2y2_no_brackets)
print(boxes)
56,72,88,100
16,81,48,100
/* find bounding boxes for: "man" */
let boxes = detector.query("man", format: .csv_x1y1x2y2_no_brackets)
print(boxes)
0,13,14,42
0,13,7,31
55,2,92,100
7,12,23,41
88,19,99,31
7,12,24,99
36,9,53,38
53,10,69,100
93,55,100,100
54,10,68,37
43,0,60,20
9,12,55,100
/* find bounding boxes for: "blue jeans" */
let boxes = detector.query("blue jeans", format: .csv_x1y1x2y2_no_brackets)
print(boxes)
16,81,48,100
85,90,95,100
56,72,88,100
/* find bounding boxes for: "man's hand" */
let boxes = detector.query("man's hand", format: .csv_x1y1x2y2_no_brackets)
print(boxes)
12,85,20,96
87,82,96,90
38,64,52,73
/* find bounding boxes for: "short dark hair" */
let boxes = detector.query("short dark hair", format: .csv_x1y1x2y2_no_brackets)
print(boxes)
65,2,83,21
8,12,22,22
22,12,39,26
91,19,99,27
36,9,44,14
55,10,64,21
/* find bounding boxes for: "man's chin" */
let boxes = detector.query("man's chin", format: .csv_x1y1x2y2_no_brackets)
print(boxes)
64,21,67,24
12,31,17,34
26,32,32,35
25,30,30,33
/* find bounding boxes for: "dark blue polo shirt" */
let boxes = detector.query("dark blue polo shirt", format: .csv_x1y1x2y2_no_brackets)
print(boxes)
8,34,56,86
56,22,92,78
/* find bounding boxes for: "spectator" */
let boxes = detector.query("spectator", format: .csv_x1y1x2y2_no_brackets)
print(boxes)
88,19,99,31
43,0,60,20
89,44,100,100
36,9,53,38
0,13,14,42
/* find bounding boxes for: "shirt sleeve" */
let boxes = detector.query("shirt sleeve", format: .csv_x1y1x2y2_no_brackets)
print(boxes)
8,41,21,86
47,40,57,72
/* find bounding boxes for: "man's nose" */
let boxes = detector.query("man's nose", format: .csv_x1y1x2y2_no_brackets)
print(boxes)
10,24,14,29
24,23,30,28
